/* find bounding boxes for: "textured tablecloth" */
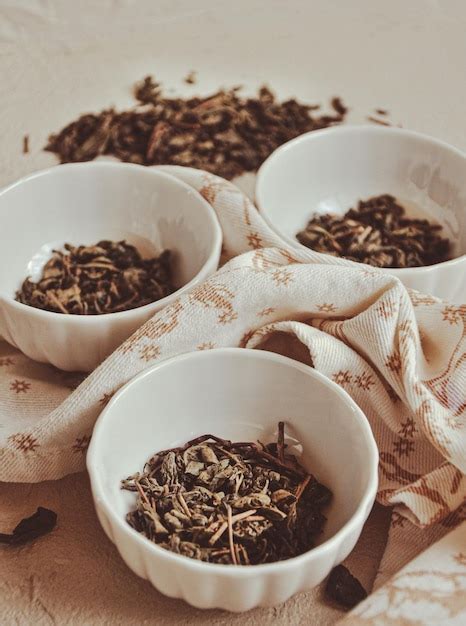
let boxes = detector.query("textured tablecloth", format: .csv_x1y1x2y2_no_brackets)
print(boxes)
1,1,465,624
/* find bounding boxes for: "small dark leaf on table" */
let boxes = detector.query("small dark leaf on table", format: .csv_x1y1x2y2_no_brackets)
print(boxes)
0,507,57,546
325,564,368,609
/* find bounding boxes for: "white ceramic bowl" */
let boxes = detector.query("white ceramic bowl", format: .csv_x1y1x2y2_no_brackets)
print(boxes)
87,348,378,611
256,126,466,303
0,163,222,371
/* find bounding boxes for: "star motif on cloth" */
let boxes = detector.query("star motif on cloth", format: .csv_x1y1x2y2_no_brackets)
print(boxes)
393,436,415,457
332,370,353,386
139,344,161,362
386,350,402,375
257,307,276,318
442,305,465,325
197,342,216,351
199,178,226,205
8,433,39,453
409,290,438,306
73,435,91,454
0,357,14,367
317,303,337,313
271,269,293,286
354,372,376,391
10,379,31,394
399,417,417,439
240,329,256,347
218,311,238,325
246,231,263,249
377,300,397,319
453,552,466,567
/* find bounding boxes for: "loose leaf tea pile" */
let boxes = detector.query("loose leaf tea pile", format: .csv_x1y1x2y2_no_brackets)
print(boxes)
122,423,332,565
16,240,174,315
297,194,451,268
45,76,348,180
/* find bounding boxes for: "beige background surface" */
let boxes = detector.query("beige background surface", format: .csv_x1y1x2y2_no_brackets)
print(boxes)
0,0,465,623
0,475,391,625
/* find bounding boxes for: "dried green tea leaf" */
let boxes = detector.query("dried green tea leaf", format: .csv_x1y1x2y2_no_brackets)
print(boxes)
122,422,332,565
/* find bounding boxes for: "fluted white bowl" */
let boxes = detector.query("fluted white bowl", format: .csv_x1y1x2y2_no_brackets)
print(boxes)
0,162,222,371
87,348,378,611
256,126,466,303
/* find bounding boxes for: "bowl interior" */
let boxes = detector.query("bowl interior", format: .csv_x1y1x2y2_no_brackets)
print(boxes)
90,349,377,552
0,163,220,297
256,127,466,259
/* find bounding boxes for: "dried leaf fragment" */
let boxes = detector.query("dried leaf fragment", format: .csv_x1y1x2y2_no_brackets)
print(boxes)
0,507,57,546
325,564,368,609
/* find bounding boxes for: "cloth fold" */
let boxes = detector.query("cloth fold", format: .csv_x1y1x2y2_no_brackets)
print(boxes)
341,519,466,625
1,167,465,540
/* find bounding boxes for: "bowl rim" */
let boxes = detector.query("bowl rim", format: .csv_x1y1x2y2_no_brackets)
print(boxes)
255,124,466,275
87,347,379,576
0,161,223,321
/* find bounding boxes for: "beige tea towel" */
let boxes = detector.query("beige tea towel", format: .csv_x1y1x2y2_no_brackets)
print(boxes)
0,166,464,589
342,519,466,625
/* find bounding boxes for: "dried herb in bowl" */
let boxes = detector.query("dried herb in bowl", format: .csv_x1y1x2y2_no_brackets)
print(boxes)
16,240,174,315
45,76,348,180
297,194,451,268
121,422,332,565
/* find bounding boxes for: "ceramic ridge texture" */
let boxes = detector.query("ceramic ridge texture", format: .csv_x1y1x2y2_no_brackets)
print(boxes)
0,162,222,371
256,126,466,304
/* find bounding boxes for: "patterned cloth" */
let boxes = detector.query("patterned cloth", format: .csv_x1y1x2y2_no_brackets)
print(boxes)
0,166,465,589
341,520,466,625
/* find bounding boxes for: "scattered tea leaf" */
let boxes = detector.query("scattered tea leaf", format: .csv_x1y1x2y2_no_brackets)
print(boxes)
122,422,332,565
184,71,197,85
331,97,348,116
16,240,174,315
45,76,348,180
0,507,57,545
367,116,391,127
297,194,451,268
23,134,29,154
325,564,367,609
